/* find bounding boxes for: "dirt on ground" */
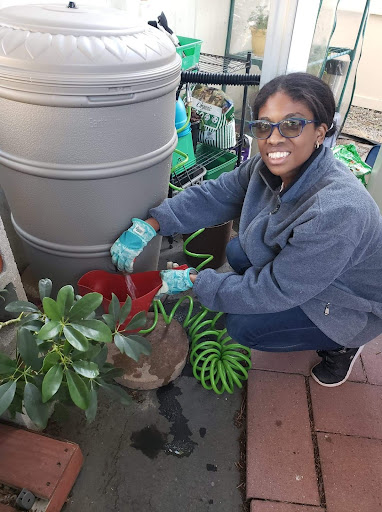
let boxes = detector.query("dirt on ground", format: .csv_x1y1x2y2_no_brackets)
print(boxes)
339,105,382,160
0,483,18,507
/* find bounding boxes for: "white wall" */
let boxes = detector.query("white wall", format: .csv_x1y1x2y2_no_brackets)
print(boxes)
139,0,231,55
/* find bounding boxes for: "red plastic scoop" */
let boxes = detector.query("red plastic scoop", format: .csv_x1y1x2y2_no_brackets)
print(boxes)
77,270,162,331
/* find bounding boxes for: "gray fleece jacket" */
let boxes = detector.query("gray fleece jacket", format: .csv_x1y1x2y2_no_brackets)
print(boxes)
150,146,382,347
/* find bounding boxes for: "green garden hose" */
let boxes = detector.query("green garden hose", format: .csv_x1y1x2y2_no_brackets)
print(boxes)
139,230,252,394
170,148,189,192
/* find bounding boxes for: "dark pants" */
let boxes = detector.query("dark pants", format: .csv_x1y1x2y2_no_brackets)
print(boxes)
225,237,342,352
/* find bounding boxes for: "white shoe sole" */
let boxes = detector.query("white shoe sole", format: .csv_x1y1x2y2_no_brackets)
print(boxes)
310,345,365,387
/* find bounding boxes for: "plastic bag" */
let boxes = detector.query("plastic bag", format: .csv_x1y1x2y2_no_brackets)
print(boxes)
332,144,372,186
190,85,236,149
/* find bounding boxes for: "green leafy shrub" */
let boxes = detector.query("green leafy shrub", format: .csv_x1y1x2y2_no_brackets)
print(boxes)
0,278,151,429
248,5,269,30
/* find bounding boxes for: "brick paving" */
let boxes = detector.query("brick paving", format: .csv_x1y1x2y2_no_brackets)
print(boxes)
247,334,382,512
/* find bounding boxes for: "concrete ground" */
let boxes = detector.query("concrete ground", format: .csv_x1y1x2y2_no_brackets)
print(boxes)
46,364,243,512
44,234,245,512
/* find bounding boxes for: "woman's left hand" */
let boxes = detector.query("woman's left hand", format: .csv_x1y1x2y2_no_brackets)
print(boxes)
156,268,197,297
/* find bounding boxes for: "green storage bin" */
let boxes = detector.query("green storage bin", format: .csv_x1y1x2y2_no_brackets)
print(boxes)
172,134,196,172
176,36,203,70
195,143,238,180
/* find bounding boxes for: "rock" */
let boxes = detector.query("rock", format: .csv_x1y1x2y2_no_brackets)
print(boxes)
107,313,189,390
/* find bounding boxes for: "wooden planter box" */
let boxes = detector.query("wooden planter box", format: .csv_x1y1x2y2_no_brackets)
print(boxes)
0,423,83,512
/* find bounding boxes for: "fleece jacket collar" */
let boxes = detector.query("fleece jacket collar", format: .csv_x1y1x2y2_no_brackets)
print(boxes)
259,145,326,202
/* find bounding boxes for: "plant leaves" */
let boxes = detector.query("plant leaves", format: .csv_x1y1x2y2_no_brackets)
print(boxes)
63,326,89,352
98,380,132,406
56,285,75,317
7,391,23,418
65,370,90,410
0,381,16,415
72,360,99,379
0,353,16,375
43,297,62,321
93,345,108,369
100,366,124,381
5,301,39,313
42,352,61,372
109,293,120,324
19,313,42,326
23,382,53,430
118,296,132,325
71,343,101,362
39,278,52,301
71,320,112,343
124,311,147,331
68,293,103,321
17,327,42,371
85,387,98,423
37,320,61,341
102,313,115,331
114,333,151,362
36,341,53,352
63,340,71,355
42,364,63,403
20,319,44,333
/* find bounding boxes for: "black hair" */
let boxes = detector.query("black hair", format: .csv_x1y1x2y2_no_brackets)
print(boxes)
253,72,336,137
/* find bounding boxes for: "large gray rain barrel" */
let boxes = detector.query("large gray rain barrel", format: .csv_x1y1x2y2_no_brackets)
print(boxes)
0,3,181,289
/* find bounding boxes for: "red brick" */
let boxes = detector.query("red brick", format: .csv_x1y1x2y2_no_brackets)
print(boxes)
0,423,83,512
0,505,18,512
318,432,382,512
361,335,382,385
251,350,365,382
251,501,324,511
310,379,382,439
247,371,320,505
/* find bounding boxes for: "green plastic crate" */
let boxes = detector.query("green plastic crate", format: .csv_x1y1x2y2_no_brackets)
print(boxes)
176,36,203,70
195,143,238,180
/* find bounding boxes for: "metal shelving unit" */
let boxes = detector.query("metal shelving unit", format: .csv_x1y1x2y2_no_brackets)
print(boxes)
180,51,260,170
198,52,249,74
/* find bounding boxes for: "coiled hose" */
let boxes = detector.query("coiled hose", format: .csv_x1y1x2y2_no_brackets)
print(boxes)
139,230,252,394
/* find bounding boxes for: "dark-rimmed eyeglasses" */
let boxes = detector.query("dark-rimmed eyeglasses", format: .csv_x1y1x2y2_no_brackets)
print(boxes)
248,118,319,140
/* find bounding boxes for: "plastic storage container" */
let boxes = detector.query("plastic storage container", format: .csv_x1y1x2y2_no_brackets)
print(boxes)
172,98,196,171
182,221,233,269
0,3,181,290
176,36,203,70
195,143,238,180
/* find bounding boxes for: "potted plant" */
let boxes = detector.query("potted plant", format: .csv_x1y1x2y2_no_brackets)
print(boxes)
0,278,151,430
248,5,269,57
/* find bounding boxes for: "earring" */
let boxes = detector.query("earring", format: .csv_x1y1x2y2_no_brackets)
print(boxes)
315,141,320,149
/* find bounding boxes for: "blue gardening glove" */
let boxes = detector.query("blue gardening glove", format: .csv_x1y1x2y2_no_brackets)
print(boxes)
111,218,157,273
157,268,197,297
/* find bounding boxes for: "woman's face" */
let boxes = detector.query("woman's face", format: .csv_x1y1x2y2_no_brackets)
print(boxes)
257,91,327,186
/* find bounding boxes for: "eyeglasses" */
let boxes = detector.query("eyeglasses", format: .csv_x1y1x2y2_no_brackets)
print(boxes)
249,117,319,140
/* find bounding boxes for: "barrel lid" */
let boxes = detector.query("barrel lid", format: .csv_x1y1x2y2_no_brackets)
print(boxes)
0,3,180,90
0,3,143,37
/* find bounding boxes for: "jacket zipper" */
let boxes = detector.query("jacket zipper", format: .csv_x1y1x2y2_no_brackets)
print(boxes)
270,196,281,215
324,303,330,316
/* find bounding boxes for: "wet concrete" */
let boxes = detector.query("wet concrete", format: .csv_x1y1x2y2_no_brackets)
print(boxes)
47,364,243,512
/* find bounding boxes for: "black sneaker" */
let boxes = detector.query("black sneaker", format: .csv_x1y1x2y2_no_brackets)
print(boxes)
311,346,364,387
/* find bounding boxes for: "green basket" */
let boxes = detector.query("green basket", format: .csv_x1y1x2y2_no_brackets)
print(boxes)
176,36,203,70
195,143,238,180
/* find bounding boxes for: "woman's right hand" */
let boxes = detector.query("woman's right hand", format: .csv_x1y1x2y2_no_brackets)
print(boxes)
110,218,158,273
